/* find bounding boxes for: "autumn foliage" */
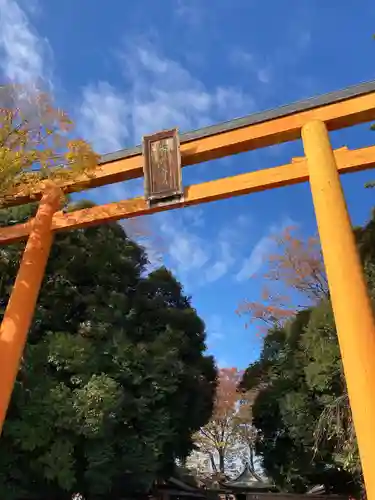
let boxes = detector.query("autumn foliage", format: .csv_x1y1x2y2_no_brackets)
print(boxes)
0,84,98,206
237,225,328,333
191,367,256,477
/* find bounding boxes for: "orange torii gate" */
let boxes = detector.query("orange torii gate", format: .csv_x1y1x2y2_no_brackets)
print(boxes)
0,81,375,497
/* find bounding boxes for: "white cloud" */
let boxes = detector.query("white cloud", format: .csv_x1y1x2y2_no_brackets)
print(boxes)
229,48,273,85
235,216,296,282
229,18,313,90
75,41,256,273
0,0,52,89
204,240,235,284
120,43,254,138
154,210,254,288
78,82,130,155
257,68,272,85
77,41,255,153
235,234,274,282
158,212,209,275
183,206,205,228
203,213,254,283
143,208,249,288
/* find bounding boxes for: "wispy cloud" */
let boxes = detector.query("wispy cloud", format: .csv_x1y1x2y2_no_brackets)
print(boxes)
78,82,130,155
156,210,254,288
0,0,52,89
183,206,205,228
204,214,253,283
235,217,295,282
235,234,275,282
76,81,141,203
158,210,210,277
76,40,256,256
229,14,313,94
78,41,255,153
204,240,235,284
230,48,273,85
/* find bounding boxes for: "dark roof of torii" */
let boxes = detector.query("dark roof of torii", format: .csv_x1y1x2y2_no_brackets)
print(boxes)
100,79,375,165
221,464,276,491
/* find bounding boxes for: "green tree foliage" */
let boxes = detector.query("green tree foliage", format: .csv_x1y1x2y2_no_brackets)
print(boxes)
241,308,358,494
241,210,375,496
0,202,217,499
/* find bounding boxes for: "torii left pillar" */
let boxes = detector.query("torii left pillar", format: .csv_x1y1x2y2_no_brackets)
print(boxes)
0,185,61,435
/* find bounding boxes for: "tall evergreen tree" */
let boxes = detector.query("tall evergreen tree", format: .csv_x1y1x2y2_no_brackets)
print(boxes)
0,202,217,500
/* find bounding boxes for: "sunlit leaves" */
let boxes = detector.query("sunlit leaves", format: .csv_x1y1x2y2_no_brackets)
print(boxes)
191,368,255,477
0,85,99,206
46,331,95,373
73,375,123,438
237,226,327,334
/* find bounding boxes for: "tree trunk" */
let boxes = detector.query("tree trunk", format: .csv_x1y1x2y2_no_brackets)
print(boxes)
219,450,225,474
249,444,255,471
209,452,217,473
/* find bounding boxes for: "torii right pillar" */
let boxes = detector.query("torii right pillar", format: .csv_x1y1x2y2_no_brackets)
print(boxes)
302,120,375,499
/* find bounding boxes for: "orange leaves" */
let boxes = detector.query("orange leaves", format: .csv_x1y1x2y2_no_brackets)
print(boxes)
0,85,98,206
198,367,251,443
192,367,256,475
238,225,328,335
214,367,243,419
237,299,295,334
266,225,328,300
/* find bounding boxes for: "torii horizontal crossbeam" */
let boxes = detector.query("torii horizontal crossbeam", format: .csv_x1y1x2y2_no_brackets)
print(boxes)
6,80,375,207
1,145,374,244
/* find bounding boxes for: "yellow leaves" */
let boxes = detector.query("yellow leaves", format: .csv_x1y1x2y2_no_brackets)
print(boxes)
0,85,98,207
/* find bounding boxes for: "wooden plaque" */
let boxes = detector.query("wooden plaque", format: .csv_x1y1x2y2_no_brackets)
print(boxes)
142,128,183,205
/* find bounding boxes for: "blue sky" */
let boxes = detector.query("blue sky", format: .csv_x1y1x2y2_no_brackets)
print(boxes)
1,0,375,369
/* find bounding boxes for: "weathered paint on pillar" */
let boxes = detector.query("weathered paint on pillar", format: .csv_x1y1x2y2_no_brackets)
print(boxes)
302,120,375,500
0,186,61,434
